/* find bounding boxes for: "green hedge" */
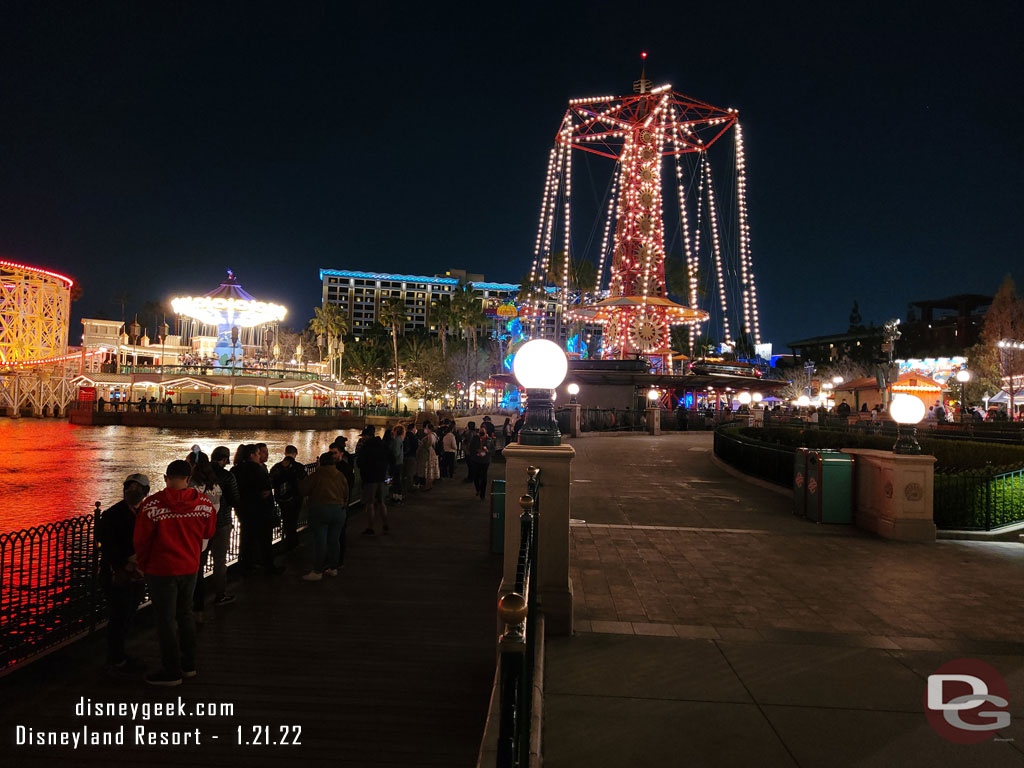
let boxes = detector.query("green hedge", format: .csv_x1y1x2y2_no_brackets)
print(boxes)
736,426,1024,471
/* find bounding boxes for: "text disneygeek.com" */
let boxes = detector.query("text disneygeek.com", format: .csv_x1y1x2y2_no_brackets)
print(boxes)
12,696,302,749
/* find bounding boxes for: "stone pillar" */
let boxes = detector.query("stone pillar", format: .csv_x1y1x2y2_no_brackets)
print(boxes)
842,448,937,542
500,442,576,635
646,406,661,435
568,402,581,438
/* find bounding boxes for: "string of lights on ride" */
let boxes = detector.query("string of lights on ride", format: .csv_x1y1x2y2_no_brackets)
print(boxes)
701,154,732,345
734,122,760,344
561,115,573,318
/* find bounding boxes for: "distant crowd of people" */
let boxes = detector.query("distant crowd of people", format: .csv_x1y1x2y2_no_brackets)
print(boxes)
95,413,525,687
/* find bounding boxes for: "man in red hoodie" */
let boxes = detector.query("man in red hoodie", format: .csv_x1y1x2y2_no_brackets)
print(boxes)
134,459,217,686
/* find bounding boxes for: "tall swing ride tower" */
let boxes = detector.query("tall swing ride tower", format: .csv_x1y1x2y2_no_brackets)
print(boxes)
523,56,763,367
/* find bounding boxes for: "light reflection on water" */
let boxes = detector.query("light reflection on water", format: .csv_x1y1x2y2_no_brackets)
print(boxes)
0,421,362,532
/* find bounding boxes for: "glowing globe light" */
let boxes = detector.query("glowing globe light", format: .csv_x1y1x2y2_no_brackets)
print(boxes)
832,376,844,385
567,383,580,396
513,339,568,390
752,392,763,403
890,393,926,455
796,395,811,407
513,339,568,446
738,392,752,405
647,388,660,401
955,369,971,383
890,394,925,425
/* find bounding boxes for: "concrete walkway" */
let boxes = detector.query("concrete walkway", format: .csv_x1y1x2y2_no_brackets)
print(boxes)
0,474,501,768
544,432,1024,767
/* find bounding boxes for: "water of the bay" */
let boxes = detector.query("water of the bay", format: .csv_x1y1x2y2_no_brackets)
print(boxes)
0,421,362,532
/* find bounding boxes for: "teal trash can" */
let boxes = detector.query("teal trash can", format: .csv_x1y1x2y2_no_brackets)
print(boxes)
793,447,810,517
490,480,505,554
806,450,853,524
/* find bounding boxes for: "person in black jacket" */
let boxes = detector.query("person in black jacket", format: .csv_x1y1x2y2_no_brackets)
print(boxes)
270,447,306,551
231,444,277,574
357,427,391,535
96,473,150,673
195,446,240,608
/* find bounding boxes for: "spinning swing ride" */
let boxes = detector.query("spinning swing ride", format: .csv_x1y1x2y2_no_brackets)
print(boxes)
521,55,764,369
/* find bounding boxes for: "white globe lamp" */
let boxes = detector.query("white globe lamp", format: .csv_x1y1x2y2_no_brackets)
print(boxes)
567,382,580,403
647,388,660,403
796,395,811,408
890,393,926,455
512,339,568,445
954,369,971,423
752,392,763,403
738,391,752,405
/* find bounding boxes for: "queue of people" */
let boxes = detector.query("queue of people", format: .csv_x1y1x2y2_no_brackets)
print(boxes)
94,416,522,687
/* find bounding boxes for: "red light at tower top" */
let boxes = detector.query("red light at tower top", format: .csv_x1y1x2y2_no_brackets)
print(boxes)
641,51,647,59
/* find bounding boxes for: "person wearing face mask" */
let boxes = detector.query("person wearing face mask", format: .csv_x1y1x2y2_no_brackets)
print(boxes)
96,473,151,676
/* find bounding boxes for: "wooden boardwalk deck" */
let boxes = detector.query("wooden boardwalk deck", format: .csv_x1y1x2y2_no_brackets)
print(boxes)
0,478,502,768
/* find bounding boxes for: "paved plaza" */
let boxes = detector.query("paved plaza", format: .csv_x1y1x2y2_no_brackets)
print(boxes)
545,432,1024,767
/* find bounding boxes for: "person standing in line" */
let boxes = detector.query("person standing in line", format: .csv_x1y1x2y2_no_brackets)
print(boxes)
207,446,239,605
270,446,306,551
133,460,217,686
403,424,419,488
191,449,239,622
299,453,350,581
390,425,406,503
330,440,355,491
232,444,277,575
96,473,150,675
441,424,458,479
501,417,513,449
357,426,391,535
461,421,476,483
416,422,440,491
469,425,493,501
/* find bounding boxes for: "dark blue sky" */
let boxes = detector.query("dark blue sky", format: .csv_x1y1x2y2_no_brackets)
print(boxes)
1,2,1020,348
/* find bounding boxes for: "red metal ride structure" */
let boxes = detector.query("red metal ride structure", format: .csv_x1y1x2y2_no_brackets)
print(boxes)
526,57,761,368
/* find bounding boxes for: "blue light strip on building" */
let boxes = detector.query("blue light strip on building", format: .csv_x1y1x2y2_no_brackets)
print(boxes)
319,268,461,284
319,269,558,295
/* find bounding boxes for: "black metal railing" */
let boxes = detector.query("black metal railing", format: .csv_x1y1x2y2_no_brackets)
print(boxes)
0,462,362,674
934,465,1024,530
714,425,1024,532
713,427,795,487
118,364,327,381
496,466,540,768
80,402,400,418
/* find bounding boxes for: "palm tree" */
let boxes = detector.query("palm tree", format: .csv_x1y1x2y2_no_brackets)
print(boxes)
343,339,387,391
309,304,349,379
428,296,454,358
378,296,408,410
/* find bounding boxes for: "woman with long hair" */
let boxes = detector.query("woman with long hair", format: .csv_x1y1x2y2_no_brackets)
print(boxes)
415,422,440,491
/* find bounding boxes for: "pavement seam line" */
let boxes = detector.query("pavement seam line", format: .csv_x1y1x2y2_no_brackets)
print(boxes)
712,639,805,768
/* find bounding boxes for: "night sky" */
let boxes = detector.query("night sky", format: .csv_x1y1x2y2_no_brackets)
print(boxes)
1,2,1021,349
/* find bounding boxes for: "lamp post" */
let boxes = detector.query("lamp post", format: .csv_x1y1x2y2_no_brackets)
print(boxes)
803,360,815,397
512,339,568,446
882,318,902,408
230,324,240,376
567,382,579,404
955,369,971,422
891,393,925,455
